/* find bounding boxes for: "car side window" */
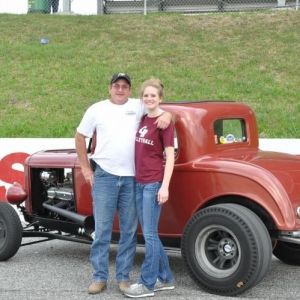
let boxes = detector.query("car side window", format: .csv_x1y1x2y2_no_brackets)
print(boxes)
163,126,178,158
214,119,246,144
174,127,178,154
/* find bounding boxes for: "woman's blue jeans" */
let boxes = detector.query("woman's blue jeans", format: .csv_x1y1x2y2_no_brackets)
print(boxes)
90,164,138,282
136,182,174,290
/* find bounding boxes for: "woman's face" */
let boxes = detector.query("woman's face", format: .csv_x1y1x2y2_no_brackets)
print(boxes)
142,86,162,110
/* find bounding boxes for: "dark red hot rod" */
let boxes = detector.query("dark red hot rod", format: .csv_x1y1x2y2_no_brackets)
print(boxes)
2,101,300,296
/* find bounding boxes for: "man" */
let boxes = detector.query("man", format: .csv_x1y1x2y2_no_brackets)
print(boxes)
75,73,171,295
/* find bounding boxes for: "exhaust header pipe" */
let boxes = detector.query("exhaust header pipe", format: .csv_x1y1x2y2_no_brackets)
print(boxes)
43,201,94,231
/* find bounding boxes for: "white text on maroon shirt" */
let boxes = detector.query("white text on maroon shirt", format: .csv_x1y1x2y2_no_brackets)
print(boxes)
135,137,154,145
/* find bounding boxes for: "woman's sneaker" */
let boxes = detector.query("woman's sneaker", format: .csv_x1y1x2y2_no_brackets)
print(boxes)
123,283,154,298
154,279,175,291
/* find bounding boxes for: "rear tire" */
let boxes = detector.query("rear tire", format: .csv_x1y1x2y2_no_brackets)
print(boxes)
0,201,22,261
181,203,272,296
273,240,300,265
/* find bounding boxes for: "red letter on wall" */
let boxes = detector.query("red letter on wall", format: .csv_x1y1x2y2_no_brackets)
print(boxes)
0,152,29,201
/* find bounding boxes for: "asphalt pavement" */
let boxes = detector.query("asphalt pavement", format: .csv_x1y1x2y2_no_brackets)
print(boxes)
0,238,299,300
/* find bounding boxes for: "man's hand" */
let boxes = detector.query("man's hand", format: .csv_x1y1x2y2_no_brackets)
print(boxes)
154,111,173,129
75,131,94,187
82,165,94,187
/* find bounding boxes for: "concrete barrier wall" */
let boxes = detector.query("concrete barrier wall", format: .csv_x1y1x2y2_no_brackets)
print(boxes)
0,0,28,13
0,0,98,15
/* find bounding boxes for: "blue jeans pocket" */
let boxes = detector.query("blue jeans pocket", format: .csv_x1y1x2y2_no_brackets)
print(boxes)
94,164,105,177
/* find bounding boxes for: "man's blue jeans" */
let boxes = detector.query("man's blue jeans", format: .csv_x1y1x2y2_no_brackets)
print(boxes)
90,164,138,282
136,182,174,290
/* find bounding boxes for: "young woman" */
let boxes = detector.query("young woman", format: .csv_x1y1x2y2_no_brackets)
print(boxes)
123,78,175,298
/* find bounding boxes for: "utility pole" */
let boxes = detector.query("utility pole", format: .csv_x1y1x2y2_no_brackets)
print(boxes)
97,0,104,14
62,0,71,12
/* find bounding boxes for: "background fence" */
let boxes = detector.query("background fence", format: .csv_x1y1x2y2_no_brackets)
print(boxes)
0,0,299,15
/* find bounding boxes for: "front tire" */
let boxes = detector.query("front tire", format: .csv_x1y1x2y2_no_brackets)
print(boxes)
0,201,23,261
181,203,272,296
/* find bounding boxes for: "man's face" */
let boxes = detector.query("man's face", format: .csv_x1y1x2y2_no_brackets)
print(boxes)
109,79,131,105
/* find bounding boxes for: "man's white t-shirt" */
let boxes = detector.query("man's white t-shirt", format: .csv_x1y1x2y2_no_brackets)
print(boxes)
77,98,146,176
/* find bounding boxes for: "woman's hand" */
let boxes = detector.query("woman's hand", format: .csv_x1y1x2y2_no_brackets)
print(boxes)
157,186,169,205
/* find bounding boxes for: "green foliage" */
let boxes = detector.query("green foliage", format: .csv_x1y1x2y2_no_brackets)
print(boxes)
0,11,299,137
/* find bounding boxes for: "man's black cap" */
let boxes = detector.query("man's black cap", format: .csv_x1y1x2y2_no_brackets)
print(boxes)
110,73,131,86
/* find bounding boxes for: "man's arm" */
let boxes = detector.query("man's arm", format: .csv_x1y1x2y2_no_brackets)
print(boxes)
75,131,94,186
154,111,174,129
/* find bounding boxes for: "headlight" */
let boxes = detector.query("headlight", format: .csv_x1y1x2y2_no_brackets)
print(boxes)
297,207,300,219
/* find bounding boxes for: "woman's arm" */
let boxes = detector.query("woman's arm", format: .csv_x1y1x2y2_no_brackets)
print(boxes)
157,146,175,205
